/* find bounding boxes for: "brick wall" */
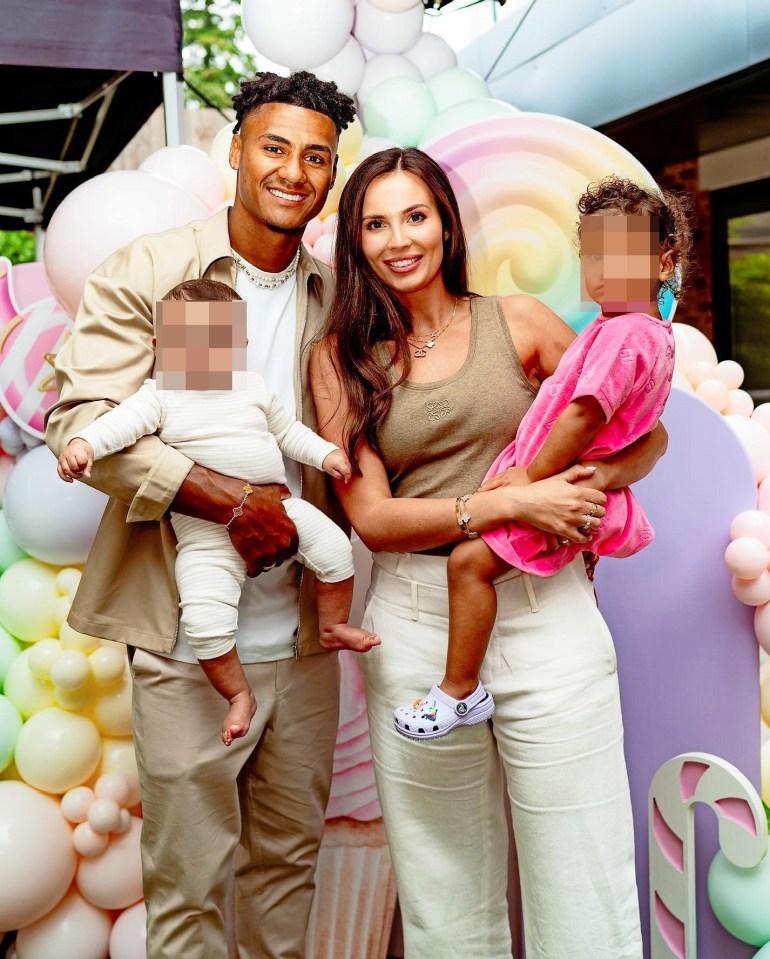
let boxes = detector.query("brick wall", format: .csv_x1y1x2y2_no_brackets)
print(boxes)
654,158,714,342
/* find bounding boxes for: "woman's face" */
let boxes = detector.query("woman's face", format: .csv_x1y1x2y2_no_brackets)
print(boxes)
360,171,446,297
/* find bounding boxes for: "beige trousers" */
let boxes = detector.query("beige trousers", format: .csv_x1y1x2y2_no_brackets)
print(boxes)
359,552,642,959
131,647,339,959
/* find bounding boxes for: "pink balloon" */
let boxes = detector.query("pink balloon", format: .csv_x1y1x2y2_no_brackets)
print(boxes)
73,822,110,858
732,572,770,606
724,416,770,484
76,815,143,910
688,360,719,387
0,781,76,930
312,233,336,266
730,510,770,546
139,145,226,212
44,171,209,319
15,888,111,959
695,378,729,412
109,901,147,959
753,403,770,433
60,785,95,824
303,218,324,247
725,537,770,580
756,603,770,655
759,475,770,515
87,797,122,834
94,771,131,807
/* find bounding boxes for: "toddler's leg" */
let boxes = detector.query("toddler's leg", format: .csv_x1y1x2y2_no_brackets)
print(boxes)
198,648,256,746
444,538,513,699
315,576,380,652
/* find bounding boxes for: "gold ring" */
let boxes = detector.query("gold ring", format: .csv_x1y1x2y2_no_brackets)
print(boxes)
588,502,599,517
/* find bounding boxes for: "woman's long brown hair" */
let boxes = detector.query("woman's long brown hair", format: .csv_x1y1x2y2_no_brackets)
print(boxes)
322,148,473,463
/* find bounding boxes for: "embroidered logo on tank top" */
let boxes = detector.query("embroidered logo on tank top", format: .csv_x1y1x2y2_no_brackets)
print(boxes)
426,399,452,421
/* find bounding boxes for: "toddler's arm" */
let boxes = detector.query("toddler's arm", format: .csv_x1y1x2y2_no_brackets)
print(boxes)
264,389,342,473
71,383,164,462
525,396,606,482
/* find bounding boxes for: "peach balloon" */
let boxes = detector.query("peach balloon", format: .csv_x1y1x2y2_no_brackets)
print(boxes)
15,888,111,959
672,322,718,372
60,785,95,824
15,707,102,794
73,820,110,858
77,815,143,910
109,900,147,959
725,416,770,483
303,217,324,247
88,797,122,834
759,475,770,515
207,122,237,202
94,771,131,806
0,781,76,930
756,603,770,656
753,403,770,433
715,359,745,390
695,378,729,412
139,145,226,212
113,808,132,835
732,572,770,606
671,370,693,393
725,537,769,580
98,738,141,809
725,388,754,417
731,510,770,546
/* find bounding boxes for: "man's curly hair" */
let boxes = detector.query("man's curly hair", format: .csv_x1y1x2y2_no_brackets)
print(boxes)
232,71,356,136
577,175,695,299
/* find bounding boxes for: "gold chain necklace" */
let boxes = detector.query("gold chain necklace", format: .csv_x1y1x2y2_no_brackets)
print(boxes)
406,297,458,358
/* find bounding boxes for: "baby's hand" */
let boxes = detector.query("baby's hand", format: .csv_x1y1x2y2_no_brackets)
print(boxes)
57,439,94,483
322,449,352,483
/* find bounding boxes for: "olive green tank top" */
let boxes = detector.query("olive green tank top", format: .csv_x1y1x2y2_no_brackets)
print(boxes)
376,296,539,500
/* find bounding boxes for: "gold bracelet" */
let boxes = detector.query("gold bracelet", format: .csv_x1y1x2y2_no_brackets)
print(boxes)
225,484,253,529
455,493,479,539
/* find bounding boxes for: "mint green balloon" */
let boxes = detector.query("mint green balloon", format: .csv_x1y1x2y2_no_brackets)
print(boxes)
363,76,436,148
426,67,491,114
0,694,22,772
420,98,518,148
707,850,770,946
0,624,21,688
0,511,28,573
753,943,770,956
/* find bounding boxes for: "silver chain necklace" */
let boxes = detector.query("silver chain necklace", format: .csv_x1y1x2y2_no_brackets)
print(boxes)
231,247,300,290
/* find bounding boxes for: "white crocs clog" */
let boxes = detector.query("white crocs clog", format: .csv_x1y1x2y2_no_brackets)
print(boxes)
393,681,495,741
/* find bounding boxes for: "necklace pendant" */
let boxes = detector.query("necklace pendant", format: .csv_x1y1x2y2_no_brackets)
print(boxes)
425,341,435,349
414,347,427,358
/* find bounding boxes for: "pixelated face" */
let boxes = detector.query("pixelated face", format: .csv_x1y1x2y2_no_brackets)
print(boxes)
154,300,248,390
579,213,671,315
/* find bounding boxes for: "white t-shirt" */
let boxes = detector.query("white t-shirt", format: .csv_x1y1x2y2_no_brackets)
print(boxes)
168,264,303,665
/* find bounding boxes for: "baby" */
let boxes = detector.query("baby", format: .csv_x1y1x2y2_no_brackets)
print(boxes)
394,175,692,740
58,278,379,745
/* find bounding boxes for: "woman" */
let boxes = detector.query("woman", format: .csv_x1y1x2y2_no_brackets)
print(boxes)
310,148,660,958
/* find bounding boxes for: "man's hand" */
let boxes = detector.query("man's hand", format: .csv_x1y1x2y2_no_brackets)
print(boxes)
58,438,94,482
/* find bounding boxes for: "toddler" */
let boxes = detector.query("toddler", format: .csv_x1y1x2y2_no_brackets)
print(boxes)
58,279,379,745
394,175,692,740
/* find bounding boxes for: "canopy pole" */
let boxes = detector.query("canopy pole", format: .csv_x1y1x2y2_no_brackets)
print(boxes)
162,72,185,147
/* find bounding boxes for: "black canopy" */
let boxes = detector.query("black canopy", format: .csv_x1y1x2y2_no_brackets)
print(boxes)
0,0,183,231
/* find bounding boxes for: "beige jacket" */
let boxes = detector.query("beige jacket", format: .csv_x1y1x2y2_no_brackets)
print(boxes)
45,208,342,656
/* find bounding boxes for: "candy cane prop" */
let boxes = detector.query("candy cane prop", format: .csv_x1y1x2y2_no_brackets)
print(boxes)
649,752,767,959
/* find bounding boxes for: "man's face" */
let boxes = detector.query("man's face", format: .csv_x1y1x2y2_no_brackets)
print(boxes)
229,102,338,235
155,300,247,391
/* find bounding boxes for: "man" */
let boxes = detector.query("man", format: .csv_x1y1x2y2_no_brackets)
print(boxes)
45,72,357,959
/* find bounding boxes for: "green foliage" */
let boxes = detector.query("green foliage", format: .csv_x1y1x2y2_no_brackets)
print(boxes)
182,0,257,110
0,230,35,265
730,252,770,390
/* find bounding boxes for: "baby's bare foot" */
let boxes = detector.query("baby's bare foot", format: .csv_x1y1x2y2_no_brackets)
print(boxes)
222,690,257,746
319,624,381,653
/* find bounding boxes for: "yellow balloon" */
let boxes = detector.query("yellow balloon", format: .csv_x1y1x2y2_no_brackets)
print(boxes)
15,707,102,794
89,646,127,686
54,678,97,713
338,115,363,166
318,162,347,220
99,738,141,808
53,595,71,626
90,674,133,737
3,649,56,717
50,649,91,691
55,567,82,599
59,622,101,655
0,559,59,641
27,638,62,681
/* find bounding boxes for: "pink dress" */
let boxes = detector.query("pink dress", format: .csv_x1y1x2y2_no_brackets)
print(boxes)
482,312,674,575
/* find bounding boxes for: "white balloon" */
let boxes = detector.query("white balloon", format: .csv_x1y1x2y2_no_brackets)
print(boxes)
243,0,354,71
139,145,225,212
356,135,400,160
357,53,421,104
313,233,337,266
109,901,147,959
426,66,491,113
672,322,718,372
353,0,425,55
405,31,458,79
368,0,421,10
715,359,745,390
44,171,208,320
207,122,237,202
3,446,108,566
725,388,755,417
310,36,366,97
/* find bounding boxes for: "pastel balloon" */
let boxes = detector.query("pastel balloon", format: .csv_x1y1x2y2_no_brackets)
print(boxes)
73,821,110,858
715,359,745,390
763,740,770,806
404,31,457,79
761,662,770,724
44,171,208,320
207,122,237,202
731,510,770,546
90,674,133,737
109,900,147,959
357,53,420,105
15,888,112,959
725,415,770,483
94,771,131,807
0,694,22,773
753,403,770,433
367,0,421,9
671,369,693,393
756,603,770,656
56,567,81,598
694,378,729,412
0,510,28,571
725,537,769,579
337,115,364,165
89,645,127,686
0,454,14,503
672,322,718,371
321,213,338,235
426,66,491,113
139,145,225,212
732,572,770,607
0,557,59,641
318,161,348,221
243,0,353,70
88,796,122,834
364,76,436,147
99,738,141,808
310,35,366,97
687,359,719,387
60,785,95,824
3,445,108,566
77,815,143,910
707,849,770,945
303,217,324,248
753,943,770,958
59,622,101,655
0,780,77,930
312,233,336,267
725,388,754,417
420,98,518,147
50,649,91,691
15,706,102,794
356,135,399,160
0,622,21,685
353,0,425,55
759,475,770,515
4,650,56,717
